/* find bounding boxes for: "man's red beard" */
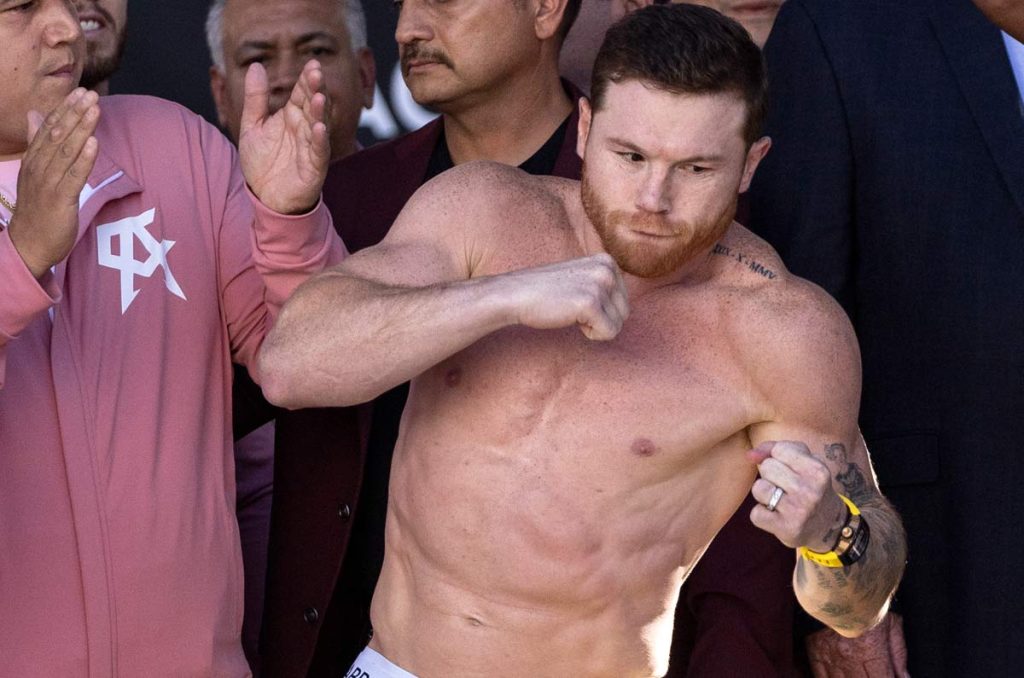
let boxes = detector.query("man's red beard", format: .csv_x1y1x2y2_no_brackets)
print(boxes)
580,162,737,279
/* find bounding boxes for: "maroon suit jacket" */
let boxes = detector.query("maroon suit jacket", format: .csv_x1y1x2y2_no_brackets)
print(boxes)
262,100,797,678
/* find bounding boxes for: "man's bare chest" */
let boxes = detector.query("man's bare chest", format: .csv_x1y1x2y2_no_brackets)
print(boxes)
414,303,757,481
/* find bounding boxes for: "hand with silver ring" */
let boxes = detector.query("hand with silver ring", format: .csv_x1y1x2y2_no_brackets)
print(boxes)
746,440,849,551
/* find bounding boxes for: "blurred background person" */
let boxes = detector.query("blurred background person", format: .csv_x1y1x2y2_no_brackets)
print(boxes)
77,0,128,93
560,0,786,93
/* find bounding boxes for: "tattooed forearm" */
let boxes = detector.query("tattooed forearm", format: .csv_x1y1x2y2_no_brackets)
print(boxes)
823,442,873,503
836,463,872,504
712,243,778,279
794,442,908,636
821,504,845,545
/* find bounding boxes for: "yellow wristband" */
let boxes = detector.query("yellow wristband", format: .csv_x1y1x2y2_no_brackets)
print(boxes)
799,495,865,568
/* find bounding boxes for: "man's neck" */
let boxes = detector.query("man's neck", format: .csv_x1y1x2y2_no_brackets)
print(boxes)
441,63,573,167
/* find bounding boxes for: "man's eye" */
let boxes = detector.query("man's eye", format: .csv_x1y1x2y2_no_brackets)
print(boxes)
7,0,35,12
308,47,336,58
240,56,267,67
618,152,644,163
690,165,709,174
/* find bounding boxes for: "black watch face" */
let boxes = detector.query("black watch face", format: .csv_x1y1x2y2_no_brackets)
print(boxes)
839,518,871,567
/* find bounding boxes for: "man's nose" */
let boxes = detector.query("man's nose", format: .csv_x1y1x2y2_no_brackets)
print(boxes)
267,53,305,108
635,168,672,214
45,0,84,47
395,0,435,46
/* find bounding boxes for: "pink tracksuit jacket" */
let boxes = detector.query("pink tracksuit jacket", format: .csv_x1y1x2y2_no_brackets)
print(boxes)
0,95,345,676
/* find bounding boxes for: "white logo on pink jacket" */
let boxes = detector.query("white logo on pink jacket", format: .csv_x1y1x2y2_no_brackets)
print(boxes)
97,207,188,313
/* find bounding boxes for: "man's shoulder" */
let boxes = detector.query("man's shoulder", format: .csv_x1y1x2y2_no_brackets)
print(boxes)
712,226,858,375
411,161,572,216
98,94,209,137
385,162,575,256
96,94,231,172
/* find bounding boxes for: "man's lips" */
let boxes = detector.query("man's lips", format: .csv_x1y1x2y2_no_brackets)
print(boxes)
404,59,443,71
46,63,76,77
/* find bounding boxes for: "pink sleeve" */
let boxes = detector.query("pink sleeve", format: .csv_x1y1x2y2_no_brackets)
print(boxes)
246,185,347,312
200,118,345,384
0,229,60,389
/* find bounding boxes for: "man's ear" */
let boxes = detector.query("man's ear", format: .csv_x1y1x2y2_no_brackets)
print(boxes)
209,66,231,130
356,48,377,110
739,136,771,193
576,96,592,160
534,0,569,40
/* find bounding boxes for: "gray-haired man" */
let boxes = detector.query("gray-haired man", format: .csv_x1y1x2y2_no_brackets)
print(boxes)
207,0,375,161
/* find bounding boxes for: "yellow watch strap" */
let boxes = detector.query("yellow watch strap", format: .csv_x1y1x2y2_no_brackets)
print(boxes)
799,494,861,568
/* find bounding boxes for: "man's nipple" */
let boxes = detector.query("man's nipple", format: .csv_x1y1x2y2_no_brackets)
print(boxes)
444,367,463,388
631,437,658,458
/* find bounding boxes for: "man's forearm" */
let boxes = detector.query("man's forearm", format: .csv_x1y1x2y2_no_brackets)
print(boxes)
795,477,907,636
257,271,515,409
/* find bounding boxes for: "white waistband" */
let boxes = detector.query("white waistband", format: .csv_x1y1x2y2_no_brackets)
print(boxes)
346,646,419,678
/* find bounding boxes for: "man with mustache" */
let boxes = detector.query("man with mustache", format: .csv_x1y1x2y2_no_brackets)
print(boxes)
261,6,907,677
0,0,343,674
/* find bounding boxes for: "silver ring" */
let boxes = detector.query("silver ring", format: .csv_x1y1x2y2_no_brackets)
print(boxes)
766,485,785,512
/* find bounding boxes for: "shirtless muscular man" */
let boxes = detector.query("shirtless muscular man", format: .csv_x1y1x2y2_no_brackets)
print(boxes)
261,6,907,677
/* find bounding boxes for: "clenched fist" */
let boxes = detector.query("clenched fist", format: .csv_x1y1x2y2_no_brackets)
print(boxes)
499,253,630,341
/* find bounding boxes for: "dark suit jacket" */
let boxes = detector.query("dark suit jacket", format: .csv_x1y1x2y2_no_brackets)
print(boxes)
747,1,1024,674
263,91,796,678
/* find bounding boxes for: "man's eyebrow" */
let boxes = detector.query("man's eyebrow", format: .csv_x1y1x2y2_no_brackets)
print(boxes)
295,31,340,45
236,40,275,53
606,137,726,164
236,32,339,54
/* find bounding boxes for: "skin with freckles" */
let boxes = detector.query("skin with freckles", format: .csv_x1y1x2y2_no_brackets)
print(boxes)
261,77,905,676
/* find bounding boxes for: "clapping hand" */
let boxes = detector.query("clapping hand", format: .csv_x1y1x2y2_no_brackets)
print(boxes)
8,88,100,279
238,59,331,216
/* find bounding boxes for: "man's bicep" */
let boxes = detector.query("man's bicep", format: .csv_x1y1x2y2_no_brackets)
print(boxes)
330,234,465,289
747,282,879,496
